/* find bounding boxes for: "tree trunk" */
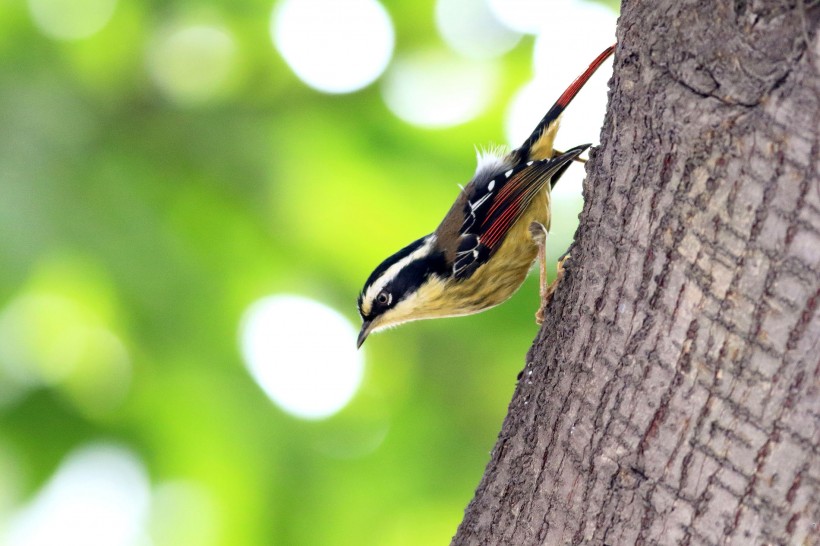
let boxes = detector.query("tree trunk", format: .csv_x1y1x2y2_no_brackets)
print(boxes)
452,1,820,545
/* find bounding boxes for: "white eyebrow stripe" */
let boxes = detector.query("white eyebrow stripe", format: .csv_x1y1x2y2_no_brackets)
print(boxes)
361,235,436,316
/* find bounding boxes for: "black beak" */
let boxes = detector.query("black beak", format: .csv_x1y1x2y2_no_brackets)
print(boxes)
357,321,372,349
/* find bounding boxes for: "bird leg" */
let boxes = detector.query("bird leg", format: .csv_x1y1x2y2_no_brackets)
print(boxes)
543,253,569,310
530,222,571,325
529,222,550,325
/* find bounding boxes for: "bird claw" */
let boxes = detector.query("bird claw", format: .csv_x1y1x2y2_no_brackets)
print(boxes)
535,306,546,325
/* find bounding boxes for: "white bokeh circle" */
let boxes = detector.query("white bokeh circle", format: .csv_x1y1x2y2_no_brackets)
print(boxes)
382,51,497,128
272,0,395,93
147,23,238,106
239,295,364,420
28,0,117,40
435,0,521,59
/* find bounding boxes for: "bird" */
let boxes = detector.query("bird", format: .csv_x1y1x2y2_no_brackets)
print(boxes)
357,45,615,348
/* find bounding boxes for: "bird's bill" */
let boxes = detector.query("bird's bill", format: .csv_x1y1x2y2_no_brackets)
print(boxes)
357,320,373,349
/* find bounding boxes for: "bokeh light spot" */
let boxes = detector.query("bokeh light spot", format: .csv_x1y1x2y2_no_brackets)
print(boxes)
239,295,364,420
533,0,617,82
0,286,131,414
381,51,497,128
272,0,394,94
2,444,150,546
27,0,117,41
486,0,553,34
435,0,521,59
150,481,219,546
147,22,238,106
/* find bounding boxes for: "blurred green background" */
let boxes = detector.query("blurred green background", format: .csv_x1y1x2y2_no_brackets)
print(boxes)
0,0,617,544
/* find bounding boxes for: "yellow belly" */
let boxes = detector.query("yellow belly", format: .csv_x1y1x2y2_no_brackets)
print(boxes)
446,189,550,313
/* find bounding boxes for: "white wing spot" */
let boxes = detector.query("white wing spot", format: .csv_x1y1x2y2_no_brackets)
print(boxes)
454,235,482,276
462,191,492,231
526,161,533,166
487,180,495,191
505,169,513,178
469,193,491,211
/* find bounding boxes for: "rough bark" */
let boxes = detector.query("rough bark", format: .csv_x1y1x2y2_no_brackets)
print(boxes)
453,1,820,545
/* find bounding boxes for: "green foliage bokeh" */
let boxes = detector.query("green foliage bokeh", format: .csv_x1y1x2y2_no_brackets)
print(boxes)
0,0,617,544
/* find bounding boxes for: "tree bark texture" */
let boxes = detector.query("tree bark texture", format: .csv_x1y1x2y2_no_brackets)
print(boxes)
453,1,820,545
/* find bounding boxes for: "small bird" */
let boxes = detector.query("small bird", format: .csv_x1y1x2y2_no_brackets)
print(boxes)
357,45,615,348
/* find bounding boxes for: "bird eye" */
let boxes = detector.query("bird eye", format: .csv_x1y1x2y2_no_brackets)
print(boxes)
376,292,390,305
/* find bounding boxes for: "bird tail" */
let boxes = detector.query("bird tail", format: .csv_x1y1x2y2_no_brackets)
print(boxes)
513,44,615,165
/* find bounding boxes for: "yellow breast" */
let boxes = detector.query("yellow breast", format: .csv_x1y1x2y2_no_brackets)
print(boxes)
454,189,550,311
412,189,550,320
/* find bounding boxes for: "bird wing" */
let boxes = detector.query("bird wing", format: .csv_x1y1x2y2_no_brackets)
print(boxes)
451,145,589,280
